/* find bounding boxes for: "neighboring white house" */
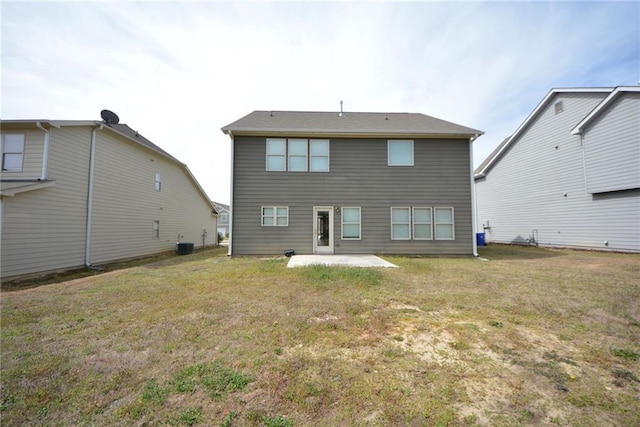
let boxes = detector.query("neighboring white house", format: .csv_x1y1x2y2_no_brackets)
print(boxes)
212,201,229,237
1,116,218,279
475,86,640,252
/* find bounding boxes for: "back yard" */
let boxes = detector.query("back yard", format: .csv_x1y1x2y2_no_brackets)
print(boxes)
1,245,638,426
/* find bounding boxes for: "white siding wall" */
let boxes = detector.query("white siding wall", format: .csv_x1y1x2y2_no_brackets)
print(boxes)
582,92,640,193
1,127,91,277
476,92,640,252
88,130,216,264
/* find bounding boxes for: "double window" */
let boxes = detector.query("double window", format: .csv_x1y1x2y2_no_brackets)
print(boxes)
341,207,361,240
266,138,329,172
2,134,25,172
388,140,413,166
262,206,289,226
391,207,454,240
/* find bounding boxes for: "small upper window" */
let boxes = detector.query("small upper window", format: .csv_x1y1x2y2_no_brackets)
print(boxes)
266,139,286,171
2,134,25,172
388,140,414,166
155,172,161,191
554,101,564,115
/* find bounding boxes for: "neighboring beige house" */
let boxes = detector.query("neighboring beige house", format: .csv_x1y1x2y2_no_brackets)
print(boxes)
1,116,217,279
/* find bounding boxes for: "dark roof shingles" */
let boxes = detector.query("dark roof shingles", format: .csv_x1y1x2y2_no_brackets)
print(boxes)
222,111,482,136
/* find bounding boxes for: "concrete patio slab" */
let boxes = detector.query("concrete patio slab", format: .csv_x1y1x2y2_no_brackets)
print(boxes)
286,254,398,268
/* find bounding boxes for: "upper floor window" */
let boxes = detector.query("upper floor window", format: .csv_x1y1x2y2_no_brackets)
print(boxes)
155,172,161,191
554,101,564,115
288,139,308,171
220,213,228,223
266,138,329,172
266,138,286,171
2,134,25,172
388,140,413,166
309,139,329,172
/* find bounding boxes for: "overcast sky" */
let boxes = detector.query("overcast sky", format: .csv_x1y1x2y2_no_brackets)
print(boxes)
2,1,638,203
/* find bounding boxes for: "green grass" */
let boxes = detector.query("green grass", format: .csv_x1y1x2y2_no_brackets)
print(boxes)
1,245,639,426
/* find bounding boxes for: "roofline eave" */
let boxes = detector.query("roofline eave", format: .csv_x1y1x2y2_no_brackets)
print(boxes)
222,129,482,139
475,87,615,177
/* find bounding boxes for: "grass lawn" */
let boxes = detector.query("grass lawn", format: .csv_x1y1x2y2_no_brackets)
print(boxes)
1,245,639,426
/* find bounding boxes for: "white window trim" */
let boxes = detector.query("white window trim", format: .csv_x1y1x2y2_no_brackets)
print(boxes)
2,134,26,172
152,220,160,239
390,207,412,240
341,207,361,240
154,172,161,191
412,207,433,240
309,139,330,172
434,207,455,240
261,206,289,227
387,140,414,167
266,138,286,171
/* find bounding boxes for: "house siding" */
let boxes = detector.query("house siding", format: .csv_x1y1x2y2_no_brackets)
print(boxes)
232,136,473,255
90,130,216,264
1,123,217,280
475,92,640,252
582,92,640,193
1,126,92,277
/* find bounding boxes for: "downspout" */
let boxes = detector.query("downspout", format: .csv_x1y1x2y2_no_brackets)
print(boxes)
578,133,588,194
469,134,481,257
35,122,50,180
85,123,103,266
227,130,234,256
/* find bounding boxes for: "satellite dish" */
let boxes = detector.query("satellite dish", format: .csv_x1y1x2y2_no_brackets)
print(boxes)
100,109,120,125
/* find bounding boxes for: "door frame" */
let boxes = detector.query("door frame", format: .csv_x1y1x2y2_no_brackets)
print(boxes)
313,206,334,254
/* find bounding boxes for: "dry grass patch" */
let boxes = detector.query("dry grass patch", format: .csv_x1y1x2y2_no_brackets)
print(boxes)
1,245,639,426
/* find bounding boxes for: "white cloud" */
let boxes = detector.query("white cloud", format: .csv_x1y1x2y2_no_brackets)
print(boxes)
2,1,638,203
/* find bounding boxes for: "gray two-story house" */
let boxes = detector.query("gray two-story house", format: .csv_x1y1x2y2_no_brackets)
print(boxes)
222,111,483,257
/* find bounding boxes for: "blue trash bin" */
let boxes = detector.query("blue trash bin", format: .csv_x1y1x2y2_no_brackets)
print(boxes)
476,232,486,247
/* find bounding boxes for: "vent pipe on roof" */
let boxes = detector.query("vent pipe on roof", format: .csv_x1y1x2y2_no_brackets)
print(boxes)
339,100,343,117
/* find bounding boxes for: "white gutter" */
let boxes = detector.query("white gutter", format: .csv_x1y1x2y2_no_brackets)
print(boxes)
85,123,103,266
469,133,482,257
35,122,50,180
227,130,234,256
